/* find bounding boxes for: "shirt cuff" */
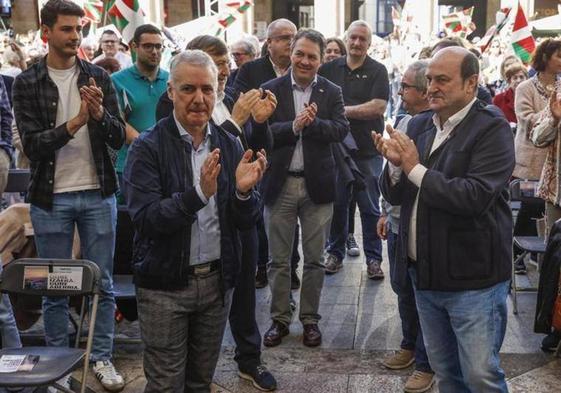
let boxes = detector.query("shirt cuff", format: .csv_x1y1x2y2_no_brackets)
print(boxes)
407,164,427,188
236,189,251,200
388,163,403,186
292,121,301,135
195,184,209,204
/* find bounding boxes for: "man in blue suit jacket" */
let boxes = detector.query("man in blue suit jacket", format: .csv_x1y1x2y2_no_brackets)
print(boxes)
376,47,514,393
259,29,349,348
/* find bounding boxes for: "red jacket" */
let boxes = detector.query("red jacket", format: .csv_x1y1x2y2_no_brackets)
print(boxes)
492,88,517,124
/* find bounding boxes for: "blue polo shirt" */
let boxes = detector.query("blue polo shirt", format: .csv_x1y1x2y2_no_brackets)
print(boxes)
111,65,169,173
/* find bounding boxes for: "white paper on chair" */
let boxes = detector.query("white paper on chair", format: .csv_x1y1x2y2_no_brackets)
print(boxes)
23,266,83,291
47,266,83,290
0,354,39,373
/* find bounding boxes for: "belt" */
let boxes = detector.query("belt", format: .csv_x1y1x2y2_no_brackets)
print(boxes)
187,259,221,276
287,171,305,178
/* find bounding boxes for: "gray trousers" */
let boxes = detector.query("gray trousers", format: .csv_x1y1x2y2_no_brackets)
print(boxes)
265,176,333,325
137,271,232,393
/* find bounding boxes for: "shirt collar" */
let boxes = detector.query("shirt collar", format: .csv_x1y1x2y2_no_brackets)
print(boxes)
130,64,165,81
216,89,225,103
269,56,288,77
432,97,477,132
38,54,87,81
290,71,317,91
173,111,211,142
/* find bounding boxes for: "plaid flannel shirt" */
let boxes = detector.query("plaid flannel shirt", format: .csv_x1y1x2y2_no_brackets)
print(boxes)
13,56,125,209
0,76,13,160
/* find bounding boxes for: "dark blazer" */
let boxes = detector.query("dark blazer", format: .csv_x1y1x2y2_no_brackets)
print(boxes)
233,55,277,94
380,101,515,291
257,73,349,206
2,74,13,108
123,116,260,291
226,68,239,90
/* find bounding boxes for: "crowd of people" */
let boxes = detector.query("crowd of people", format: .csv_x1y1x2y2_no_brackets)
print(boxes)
0,0,561,393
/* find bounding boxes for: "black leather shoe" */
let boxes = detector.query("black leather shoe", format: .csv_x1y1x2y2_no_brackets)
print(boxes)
256,266,268,288
303,323,322,347
263,321,289,347
291,270,300,290
238,364,277,391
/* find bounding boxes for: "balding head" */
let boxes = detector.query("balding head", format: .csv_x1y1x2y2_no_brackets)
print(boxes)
426,47,479,122
266,18,297,39
266,18,296,69
433,47,479,82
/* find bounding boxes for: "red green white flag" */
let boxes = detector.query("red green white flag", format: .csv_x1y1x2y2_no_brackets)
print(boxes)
107,0,145,44
443,6,474,36
83,0,103,24
511,2,535,64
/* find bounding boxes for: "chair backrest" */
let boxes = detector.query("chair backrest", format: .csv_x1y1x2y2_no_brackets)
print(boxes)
509,179,539,202
4,169,30,193
0,258,101,297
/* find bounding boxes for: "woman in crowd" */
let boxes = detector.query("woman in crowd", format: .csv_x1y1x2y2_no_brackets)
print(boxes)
493,63,528,125
325,37,345,63
526,38,561,232
512,40,561,275
529,38,561,353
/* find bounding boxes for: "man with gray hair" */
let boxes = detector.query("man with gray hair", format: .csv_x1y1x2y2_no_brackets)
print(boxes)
234,18,296,94
377,60,434,393
123,49,267,393
227,37,258,88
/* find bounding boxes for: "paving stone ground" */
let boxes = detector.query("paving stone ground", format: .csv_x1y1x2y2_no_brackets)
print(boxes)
85,223,561,393
19,219,559,393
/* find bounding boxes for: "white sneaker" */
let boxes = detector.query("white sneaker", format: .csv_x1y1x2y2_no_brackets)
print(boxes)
93,360,125,392
48,374,70,392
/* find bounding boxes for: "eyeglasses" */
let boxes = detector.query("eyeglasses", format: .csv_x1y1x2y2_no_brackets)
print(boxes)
269,34,294,42
140,43,163,51
231,51,249,58
399,82,420,91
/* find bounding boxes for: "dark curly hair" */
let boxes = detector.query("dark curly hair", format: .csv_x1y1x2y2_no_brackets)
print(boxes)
531,38,561,72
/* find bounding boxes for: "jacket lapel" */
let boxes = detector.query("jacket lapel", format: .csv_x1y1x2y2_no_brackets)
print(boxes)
309,77,325,108
279,75,296,120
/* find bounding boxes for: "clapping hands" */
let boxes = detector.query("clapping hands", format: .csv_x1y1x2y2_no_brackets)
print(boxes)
372,124,420,174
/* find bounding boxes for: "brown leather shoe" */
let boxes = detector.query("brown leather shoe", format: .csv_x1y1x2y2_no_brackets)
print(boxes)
303,323,322,347
263,321,289,347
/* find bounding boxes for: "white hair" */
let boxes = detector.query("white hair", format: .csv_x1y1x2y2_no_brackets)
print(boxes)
169,50,218,89
345,20,373,43
231,37,257,57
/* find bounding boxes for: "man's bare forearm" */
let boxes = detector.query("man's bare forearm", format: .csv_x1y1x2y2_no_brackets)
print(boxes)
345,100,387,120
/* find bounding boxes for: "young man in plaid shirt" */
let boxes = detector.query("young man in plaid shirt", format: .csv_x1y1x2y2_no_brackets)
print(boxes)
13,1,125,390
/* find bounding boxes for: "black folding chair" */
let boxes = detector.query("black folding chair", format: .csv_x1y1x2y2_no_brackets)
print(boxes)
4,169,30,193
509,179,546,314
0,258,101,393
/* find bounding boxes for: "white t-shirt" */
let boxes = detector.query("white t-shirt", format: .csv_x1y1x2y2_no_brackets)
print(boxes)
48,65,99,193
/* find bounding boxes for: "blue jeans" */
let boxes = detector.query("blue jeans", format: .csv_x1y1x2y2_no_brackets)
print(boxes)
30,190,117,362
387,230,430,373
409,267,509,392
327,155,383,262
0,261,21,349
